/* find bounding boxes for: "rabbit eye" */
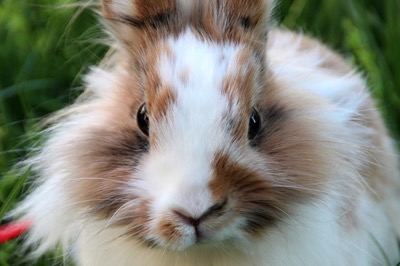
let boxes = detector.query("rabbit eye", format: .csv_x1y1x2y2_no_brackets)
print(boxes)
137,103,149,136
248,108,261,140
240,16,251,30
150,13,170,28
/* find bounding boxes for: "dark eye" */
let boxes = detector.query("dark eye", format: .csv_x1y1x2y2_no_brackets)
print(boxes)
240,16,251,30
137,103,149,136
248,108,261,140
150,13,170,28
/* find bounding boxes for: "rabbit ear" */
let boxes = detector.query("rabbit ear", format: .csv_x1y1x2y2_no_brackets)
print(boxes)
227,0,275,21
101,0,178,62
101,0,275,60
205,0,275,55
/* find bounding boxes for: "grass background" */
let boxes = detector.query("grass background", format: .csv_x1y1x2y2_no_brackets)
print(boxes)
0,0,399,265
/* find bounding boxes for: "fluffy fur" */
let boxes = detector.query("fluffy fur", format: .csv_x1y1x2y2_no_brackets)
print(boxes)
15,0,400,265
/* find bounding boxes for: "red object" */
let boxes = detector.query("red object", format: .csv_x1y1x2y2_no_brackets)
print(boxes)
0,220,31,244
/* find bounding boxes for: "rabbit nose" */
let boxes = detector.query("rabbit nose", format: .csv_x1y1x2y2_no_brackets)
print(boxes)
173,198,228,227
172,199,227,241
173,210,200,227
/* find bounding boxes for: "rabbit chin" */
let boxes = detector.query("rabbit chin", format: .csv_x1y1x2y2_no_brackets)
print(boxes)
141,228,239,252
145,215,247,251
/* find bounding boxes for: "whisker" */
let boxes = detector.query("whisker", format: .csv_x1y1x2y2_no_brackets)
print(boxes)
342,239,385,265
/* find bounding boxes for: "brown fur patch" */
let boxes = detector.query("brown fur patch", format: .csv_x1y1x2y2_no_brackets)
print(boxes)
209,152,282,237
148,85,177,121
133,0,176,20
209,149,323,237
60,66,154,242
144,43,177,121
68,122,148,218
157,217,183,243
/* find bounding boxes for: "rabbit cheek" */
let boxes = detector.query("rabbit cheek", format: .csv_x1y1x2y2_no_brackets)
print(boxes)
209,152,286,238
66,126,149,222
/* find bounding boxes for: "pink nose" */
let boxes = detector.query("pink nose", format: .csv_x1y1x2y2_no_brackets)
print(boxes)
172,199,227,241
173,210,201,227
172,198,228,231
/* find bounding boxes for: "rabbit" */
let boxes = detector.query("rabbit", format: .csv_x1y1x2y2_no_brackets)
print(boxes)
14,0,400,265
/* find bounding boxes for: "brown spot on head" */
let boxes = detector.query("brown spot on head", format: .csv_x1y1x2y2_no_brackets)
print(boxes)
148,85,177,121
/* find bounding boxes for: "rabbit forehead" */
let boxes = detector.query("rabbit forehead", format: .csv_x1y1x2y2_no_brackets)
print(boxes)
146,29,256,122
147,31,242,163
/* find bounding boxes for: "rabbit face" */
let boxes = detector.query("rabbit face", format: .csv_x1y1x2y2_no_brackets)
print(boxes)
66,24,328,252
103,30,267,250
77,0,279,250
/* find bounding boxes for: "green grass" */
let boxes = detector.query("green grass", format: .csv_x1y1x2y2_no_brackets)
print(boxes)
0,0,399,265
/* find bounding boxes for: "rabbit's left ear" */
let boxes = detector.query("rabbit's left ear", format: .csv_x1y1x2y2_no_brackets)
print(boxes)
207,0,275,54
101,0,179,61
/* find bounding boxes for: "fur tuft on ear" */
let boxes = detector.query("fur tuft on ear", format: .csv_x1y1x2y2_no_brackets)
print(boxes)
102,0,176,23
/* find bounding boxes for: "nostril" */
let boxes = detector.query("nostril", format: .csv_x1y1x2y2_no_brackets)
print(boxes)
203,198,228,218
173,210,199,227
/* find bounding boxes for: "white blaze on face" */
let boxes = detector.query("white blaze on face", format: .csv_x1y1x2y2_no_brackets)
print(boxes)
140,29,245,220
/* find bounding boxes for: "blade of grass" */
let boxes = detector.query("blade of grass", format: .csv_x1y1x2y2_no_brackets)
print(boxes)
0,168,31,222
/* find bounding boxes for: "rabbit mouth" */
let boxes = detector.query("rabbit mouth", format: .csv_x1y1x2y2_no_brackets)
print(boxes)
139,231,234,252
